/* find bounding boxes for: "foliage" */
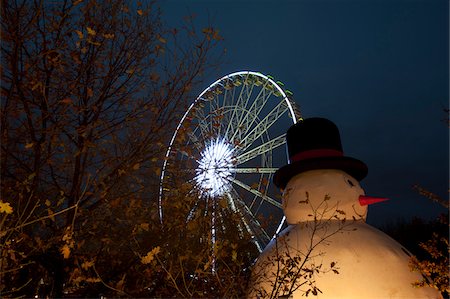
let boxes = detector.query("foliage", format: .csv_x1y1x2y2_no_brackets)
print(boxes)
0,0,245,297
382,183,449,298
409,233,449,297
410,184,449,298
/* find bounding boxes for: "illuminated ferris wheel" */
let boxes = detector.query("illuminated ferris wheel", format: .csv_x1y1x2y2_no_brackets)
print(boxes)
159,71,301,252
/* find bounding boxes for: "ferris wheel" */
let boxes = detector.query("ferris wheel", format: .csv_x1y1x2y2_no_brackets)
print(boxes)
159,71,301,252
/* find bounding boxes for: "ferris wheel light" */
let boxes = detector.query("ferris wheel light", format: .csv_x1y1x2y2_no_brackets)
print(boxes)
194,139,235,197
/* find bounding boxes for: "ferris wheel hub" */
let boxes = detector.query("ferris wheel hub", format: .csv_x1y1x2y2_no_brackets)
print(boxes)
194,139,235,197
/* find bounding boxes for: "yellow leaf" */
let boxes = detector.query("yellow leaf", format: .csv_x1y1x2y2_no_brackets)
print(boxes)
81,260,95,270
62,229,72,242
75,30,84,39
45,199,51,207
141,246,160,264
158,36,167,44
61,244,71,259
232,250,237,262
0,200,13,214
137,9,143,15
103,33,114,39
48,209,55,221
132,163,140,170
25,143,34,149
140,223,150,231
86,277,101,283
87,38,101,46
115,274,126,290
86,27,96,36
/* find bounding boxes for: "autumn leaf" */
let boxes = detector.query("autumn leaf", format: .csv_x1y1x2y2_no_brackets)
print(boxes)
25,143,34,149
212,30,222,41
48,209,55,221
0,200,13,214
141,246,160,264
139,223,150,231
103,33,114,39
86,27,96,36
45,199,51,207
87,39,101,46
60,98,72,104
132,163,140,170
75,30,84,39
115,274,126,290
61,244,71,259
232,250,237,262
137,9,143,15
81,260,95,270
86,277,101,283
158,36,167,44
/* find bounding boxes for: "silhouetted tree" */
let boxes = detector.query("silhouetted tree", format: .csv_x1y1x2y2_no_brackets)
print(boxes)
0,0,237,297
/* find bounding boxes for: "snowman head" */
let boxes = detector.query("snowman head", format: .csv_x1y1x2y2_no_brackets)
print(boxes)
274,118,373,223
282,169,367,223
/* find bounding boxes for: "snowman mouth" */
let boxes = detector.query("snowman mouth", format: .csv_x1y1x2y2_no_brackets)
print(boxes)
359,195,389,206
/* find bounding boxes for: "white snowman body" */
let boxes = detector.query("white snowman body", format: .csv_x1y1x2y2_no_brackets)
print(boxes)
248,169,442,298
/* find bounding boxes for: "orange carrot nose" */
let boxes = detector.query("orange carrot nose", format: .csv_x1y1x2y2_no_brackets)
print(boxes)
359,195,389,206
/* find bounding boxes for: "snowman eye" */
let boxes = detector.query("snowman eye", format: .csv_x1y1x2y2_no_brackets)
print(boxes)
346,179,355,187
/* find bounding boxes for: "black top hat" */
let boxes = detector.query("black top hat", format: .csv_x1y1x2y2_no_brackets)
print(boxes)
273,117,368,189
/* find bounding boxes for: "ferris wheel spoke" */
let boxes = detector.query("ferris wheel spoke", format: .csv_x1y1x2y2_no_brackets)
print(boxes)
221,82,235,111
233,168,278,174
224,74,255,139
226,190,270,251
186,197,202,222
238,101,289,152
231,178,281,209
230,82,274,142
235,134,286,165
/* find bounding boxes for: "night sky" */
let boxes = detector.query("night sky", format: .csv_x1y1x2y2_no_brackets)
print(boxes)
161,0,449,228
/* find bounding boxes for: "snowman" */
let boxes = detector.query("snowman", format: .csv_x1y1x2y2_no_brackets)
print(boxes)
248,118,442,299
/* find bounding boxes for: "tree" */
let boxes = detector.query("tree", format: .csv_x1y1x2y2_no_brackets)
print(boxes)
1,0,225,296
408,186,449,298
407,108,449,298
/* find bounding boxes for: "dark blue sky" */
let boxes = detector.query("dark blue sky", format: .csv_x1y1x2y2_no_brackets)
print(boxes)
161,0,449,227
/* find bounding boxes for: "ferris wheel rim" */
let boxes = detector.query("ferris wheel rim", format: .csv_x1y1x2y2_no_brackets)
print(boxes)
158,70,299,248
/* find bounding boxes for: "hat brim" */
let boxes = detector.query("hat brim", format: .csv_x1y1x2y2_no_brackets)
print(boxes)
273,156,368,189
